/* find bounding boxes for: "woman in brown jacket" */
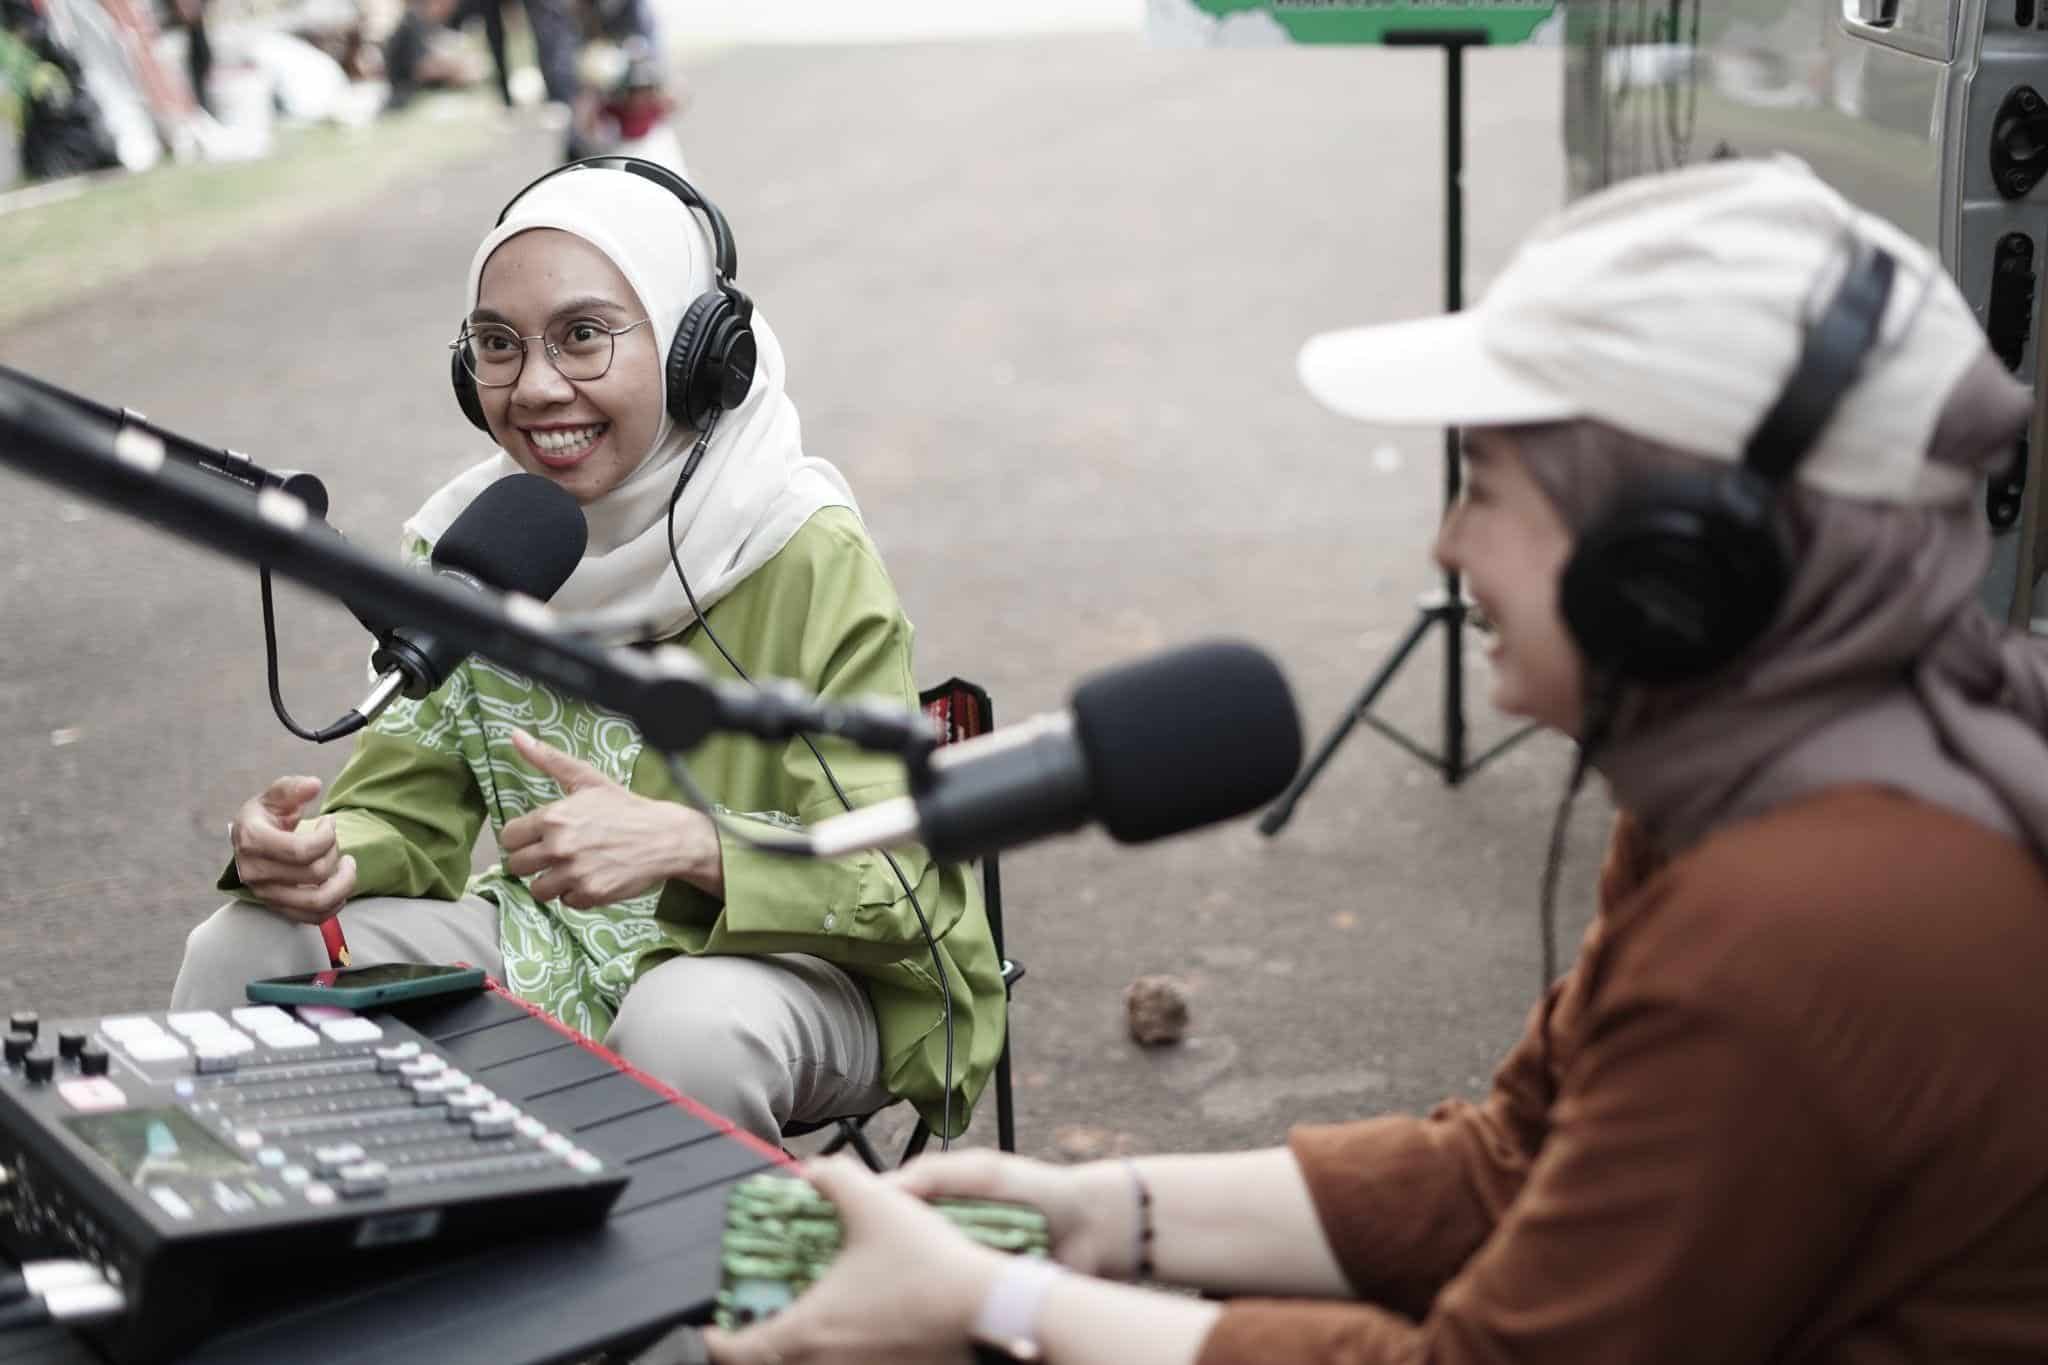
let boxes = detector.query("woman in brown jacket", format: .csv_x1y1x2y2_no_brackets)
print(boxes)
707,158,2048,1365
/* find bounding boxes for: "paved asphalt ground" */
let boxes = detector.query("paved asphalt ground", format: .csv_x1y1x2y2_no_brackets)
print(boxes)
0,33,1612,1160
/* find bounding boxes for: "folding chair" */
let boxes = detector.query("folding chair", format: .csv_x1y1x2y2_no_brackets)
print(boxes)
785,677,1024,1168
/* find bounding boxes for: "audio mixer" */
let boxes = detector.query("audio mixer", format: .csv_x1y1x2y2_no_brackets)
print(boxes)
0,1003,628,1362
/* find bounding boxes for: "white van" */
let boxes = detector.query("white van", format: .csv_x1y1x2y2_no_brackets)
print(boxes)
1564,2,2048,629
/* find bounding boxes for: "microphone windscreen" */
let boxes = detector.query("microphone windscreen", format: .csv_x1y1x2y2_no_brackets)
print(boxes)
431,473,588,601
1071,641,1303,844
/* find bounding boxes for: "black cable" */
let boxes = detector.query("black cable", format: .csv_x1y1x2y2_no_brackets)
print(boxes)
261,568,368,744
662,423,958,1152
1536,675,1621,991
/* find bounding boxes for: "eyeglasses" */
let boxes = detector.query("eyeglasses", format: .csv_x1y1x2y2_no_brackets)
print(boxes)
451,316,653,387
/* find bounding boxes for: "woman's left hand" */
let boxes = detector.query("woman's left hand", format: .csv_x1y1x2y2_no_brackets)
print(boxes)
500,728,722,906
702,1157,1005,1365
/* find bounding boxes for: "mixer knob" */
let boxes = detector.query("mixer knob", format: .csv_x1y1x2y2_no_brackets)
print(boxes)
23,1051,55,1084
8,1011,37,1040
3,1032,31,1066
57,1030,88,1059
78,1043,110,1076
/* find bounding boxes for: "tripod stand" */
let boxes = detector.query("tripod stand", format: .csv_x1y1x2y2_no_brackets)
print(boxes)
1260,29,1536,836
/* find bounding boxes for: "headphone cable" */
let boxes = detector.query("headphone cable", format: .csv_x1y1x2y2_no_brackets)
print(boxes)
662,425,958,1153
1536,674,1620,991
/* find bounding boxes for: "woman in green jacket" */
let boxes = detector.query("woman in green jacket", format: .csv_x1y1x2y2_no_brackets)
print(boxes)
171,160,1005,1145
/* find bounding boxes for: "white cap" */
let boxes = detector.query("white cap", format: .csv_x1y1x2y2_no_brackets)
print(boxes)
1297,157,1991,505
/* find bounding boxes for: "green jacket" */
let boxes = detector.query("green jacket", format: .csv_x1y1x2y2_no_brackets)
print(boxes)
224,506,1004,1136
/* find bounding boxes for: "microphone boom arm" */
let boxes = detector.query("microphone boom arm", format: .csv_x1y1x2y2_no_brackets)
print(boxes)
0,373,931,759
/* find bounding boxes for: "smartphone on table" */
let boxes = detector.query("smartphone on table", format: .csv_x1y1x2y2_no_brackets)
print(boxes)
244,962,485,1009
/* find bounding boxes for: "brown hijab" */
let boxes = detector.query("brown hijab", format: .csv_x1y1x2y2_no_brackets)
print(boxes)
1513,351,2048,863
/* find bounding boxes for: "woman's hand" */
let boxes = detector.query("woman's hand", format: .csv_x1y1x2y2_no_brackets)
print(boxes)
702,1157,1004,1365
231,776,358,924
500,728,723,907
894,1151,1138,1279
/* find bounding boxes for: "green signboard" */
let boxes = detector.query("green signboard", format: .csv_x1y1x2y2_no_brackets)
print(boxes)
1155,1,1558,46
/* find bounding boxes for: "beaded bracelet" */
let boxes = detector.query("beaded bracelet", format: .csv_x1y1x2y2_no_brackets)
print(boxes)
1121,1157,1155,1280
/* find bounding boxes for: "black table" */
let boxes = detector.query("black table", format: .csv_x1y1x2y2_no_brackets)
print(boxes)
3,989,776,1364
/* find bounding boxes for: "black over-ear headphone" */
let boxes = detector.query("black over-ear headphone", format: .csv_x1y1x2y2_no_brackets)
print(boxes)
1556,242,1899,688
450,156,757,437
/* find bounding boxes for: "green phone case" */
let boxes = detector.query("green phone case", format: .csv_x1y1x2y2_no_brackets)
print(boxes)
243,965,487,1009
714,1171,1052,1330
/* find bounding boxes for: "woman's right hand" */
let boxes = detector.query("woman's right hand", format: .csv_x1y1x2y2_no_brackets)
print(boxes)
892,1151,1139,1280
230,776,357,924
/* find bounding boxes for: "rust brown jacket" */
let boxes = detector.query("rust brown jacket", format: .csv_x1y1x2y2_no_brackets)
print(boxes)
1199,787,2048,1364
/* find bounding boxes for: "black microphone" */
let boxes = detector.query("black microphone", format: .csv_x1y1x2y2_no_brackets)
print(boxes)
806,641,1303,863
346,474,588,728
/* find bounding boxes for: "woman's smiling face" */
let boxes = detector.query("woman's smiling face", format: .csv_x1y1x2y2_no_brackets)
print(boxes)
471,228,665,504
1433,426,1586,735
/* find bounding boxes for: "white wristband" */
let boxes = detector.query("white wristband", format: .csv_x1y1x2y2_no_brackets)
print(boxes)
971,1255,1064,1361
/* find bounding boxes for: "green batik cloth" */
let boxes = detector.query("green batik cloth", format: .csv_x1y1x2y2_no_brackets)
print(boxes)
715,1172,1051,1330
222,507,1004,1135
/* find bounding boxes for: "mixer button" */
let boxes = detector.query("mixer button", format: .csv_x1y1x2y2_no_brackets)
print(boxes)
257,1025,321,1050
317,1018,384,1044
194,1049,239,1075
99,1015,166,1042
167,1011,232,1039
208,1181,255,1214
337,1162,389,1198
407,1076,463,1104
444,1090,488,1119
374,1042,422,1071
314,1142,367,1173
303,1182,336,1206
469,1105,518,1139
397,1056,446,1079
125,1035,190,1064
232,1006,295,1031
148,1187,194,1221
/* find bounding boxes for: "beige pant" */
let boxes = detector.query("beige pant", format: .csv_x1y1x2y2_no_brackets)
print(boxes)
171,896,893,1144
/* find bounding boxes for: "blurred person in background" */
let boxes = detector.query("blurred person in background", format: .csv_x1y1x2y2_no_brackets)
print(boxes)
2,0,120,179
168,0,208,114
447,0,510,108
379,0,484,111
706,157,2048,1364
568,36,683,174
170,162,1007,1148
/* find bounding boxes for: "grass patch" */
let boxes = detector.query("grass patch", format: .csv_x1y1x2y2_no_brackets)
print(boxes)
0,92,508,328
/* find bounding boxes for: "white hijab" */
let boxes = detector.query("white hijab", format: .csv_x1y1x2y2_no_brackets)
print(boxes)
407,165,856,643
